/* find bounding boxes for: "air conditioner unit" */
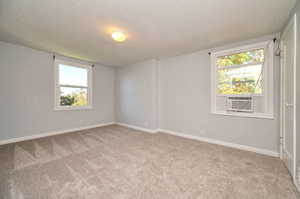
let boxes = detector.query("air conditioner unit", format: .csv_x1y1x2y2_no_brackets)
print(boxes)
227,96,253,112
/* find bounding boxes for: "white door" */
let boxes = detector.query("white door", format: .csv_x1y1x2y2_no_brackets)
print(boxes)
281,14,297,178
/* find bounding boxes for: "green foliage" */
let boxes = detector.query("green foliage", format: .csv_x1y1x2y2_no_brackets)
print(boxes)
217,49,264,67
73,91,88,106
218,77,262,95
60,90,87,106
217,49,264,95
60,95,75,106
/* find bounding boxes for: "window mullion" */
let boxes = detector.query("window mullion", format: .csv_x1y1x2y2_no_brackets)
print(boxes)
59,84,88,89
217,61,263,70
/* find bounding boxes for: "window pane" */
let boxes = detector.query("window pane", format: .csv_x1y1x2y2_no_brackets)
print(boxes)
217,48,264,68
59,64,88,86
60,87,88,106
217,64,263,95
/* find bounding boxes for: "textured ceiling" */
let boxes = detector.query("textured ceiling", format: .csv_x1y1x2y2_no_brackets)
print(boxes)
0,0,297,66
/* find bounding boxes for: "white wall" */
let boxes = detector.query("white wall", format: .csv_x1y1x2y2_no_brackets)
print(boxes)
0,41,115,141
1,33,281,154
159,35,280,153
116,59,158,130
116,34,280,154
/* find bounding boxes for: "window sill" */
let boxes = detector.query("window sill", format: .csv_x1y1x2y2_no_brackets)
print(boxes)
216,94,264,97
212,111,274,119
54,106,93,111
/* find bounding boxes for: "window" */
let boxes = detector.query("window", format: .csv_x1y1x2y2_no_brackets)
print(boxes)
54,59,92,110
217,48,264,95
211,41,274,118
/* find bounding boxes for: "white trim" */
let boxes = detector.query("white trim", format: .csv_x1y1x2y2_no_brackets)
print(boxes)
59,85,88,89
295,182,300,195
116,123,158,134
158,128,279,157
217,94,263,97
212,111,274,119
211,41,269,57
0,122,115,146
280,39,285,160
114,123,278,157
294,13,297,184
282,149,293,171
217,61,264,70
280,14,297,182
54,105,93,111
54,59,93,111
265,41,274,115
54,59,91,69
211,52,217,113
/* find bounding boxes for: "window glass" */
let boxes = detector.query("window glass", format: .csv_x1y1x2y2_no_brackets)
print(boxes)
217,48,264,68
60,87,88,106
217,64,263,95
59,64,88,87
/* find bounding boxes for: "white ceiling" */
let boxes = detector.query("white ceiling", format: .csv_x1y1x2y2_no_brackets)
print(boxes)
0,0,297,66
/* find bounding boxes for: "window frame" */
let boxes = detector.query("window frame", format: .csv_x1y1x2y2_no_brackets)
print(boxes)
210,41,274,119
54,59,93,111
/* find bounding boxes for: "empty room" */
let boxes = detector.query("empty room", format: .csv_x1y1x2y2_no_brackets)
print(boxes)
0,0,300,198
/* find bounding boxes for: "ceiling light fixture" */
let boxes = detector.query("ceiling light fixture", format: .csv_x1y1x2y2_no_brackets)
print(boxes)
112,31,126,42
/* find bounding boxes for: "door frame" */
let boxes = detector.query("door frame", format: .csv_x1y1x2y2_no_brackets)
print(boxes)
280,13,297,181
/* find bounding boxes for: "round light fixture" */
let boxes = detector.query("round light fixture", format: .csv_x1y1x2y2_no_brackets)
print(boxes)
112,31,126,42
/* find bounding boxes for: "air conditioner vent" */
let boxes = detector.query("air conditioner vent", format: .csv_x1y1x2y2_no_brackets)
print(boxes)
227,97,253,112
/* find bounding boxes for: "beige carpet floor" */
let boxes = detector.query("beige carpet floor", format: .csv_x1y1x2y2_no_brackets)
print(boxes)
0,125,298,199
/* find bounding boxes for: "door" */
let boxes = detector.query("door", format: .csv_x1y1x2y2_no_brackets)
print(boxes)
281,14,297,178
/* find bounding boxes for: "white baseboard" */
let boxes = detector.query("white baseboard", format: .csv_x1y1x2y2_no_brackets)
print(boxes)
5,121,279,158
158,129,279,157
114,123,279,157
0,122,115,145
115,123,157,134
